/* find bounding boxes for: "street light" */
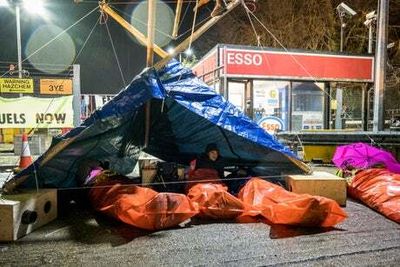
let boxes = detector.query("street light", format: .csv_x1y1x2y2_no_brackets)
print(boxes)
363,11,377,130
0,0,9,7
2,0,47,81
167,47,175,55
184,48,193,56
335,2,356,130
364,10,377,54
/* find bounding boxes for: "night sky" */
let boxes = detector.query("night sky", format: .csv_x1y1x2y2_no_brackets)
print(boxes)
0,0,205,94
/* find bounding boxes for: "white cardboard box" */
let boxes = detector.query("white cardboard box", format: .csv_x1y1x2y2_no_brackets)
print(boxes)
0,189,57,241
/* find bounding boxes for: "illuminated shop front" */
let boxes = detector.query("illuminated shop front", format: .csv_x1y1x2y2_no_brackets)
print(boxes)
192,44,374,135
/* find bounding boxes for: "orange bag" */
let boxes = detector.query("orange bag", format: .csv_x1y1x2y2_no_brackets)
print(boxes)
186,168,223,192
89,180,198,231
187,183,247,220
348,168,400,223
238,178,347,227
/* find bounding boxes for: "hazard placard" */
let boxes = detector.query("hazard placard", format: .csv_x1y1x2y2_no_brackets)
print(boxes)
40,79,73,95
0,78,34,93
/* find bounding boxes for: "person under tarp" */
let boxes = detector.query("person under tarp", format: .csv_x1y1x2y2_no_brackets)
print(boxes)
82,134,347,230
185,144,346,226
186,143,248,219
188,143,225,180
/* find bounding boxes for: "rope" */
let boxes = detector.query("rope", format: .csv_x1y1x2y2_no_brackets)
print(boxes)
3,12,101,185
49,173,291,191
243,8,334,101
235,3,387,163
240,0,260,47
0,6,99,78
105,20,127,87
176,0,191,38
188,0,199,54
237,4,388,152
111,3,212,42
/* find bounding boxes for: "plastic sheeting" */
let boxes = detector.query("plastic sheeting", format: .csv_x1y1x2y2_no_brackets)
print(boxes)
348,168,400,223
333,143,400,173
187,183,247,220
186,168,247,219
185,168,223,192
89,174,347,229
238,178,347,227
89,179,198,231
5,60,308,191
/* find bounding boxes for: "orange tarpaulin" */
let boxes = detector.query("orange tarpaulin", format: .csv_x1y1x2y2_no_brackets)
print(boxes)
186,168,224,192
186,168,248,220
238,178,347,227
89,180,198,231
348,168,400,223
187,183,247,220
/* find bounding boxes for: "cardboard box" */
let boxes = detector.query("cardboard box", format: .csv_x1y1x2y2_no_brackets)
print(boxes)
0,189,57,241
285,171,347,206
141,168,157,185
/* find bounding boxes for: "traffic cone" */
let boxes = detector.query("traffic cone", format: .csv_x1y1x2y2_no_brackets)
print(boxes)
18,133,33,170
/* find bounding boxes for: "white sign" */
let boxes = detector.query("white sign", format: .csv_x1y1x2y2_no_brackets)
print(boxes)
0,96,73,128
300,112,323,130
94,95,114,109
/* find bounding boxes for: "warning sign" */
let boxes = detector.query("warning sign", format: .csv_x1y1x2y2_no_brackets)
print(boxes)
40,79,73,95
0,78,34,93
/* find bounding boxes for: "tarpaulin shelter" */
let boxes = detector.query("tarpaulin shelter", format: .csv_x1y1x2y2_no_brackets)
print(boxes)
3,60,309,192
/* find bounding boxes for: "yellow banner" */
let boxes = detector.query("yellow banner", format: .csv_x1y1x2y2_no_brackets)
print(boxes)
40,79,73,95
0,96,73,128
0,78,34,93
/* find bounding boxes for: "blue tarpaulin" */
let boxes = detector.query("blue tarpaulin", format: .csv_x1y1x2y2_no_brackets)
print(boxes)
5,60,309,190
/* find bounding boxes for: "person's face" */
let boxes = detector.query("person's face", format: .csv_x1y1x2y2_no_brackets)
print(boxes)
208,150,219,161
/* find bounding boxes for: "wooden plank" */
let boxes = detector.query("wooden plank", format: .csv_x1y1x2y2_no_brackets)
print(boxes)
285,171,347,206
154,0,242,70
100,2,168,58
172,0,184,38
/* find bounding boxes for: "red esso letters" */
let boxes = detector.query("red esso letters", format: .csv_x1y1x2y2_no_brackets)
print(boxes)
261,122,280,132
226,52,263,66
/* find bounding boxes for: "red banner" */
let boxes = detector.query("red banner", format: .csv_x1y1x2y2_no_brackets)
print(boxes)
222,48,373,82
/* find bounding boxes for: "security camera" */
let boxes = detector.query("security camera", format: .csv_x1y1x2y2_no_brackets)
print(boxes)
337,2,357,16
364,19,373,26
365,10,376,20
364,10,376,26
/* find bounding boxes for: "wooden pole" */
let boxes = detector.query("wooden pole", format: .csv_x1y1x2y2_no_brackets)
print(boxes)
144,0,156,148
172,0,183,39
100,2,168,58
154,0,241,70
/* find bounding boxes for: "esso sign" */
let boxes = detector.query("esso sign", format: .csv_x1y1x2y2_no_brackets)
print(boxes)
227,52,263,66
257,116,284,136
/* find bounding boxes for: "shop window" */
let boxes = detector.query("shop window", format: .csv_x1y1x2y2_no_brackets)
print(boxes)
291,82,324,131
228,82,246,112
252,80,289,134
